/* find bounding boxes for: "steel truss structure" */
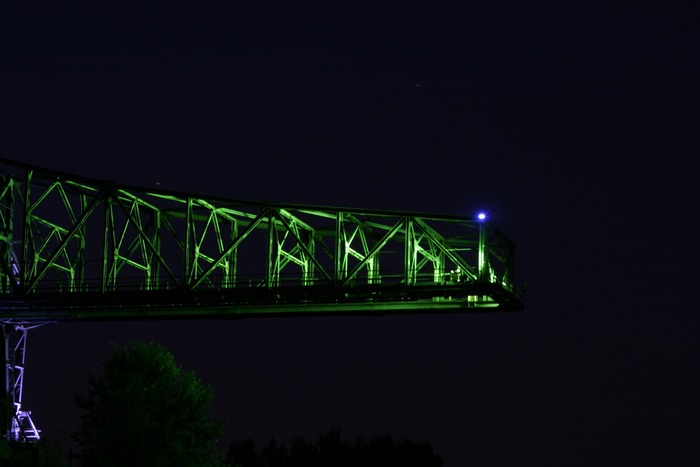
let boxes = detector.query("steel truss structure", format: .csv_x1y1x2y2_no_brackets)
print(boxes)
0,157,523,441
2,323,42,442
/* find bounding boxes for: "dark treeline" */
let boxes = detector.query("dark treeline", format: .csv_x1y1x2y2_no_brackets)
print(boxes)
2,343,444,466
0,438,64,467
225,428,443,467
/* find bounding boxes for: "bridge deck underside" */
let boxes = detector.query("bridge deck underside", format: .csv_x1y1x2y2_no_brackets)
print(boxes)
2,283,522,321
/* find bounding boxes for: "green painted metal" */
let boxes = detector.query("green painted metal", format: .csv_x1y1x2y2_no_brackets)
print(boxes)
0,158,524,321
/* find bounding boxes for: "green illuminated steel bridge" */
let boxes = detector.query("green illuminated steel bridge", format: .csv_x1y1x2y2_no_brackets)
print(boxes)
0,157,523,441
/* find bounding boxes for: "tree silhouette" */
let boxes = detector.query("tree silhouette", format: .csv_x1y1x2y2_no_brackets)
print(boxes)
287,436,317,467
73,342,224,467
0,437,66,467
225,428,443,467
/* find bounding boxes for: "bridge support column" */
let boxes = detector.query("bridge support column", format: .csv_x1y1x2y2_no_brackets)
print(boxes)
2,323,41,442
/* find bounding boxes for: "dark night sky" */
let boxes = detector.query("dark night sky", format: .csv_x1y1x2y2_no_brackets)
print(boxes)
3,1,699,465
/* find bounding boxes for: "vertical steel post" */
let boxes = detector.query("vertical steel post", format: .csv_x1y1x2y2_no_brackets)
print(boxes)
0,176,15,294
266,209,276,288
335,212,344,286
20,170,32,295
102,195,108,292
75,193,87,291
228,219,238,288
404,217,416,285
478,220,486,283
152,209,161,291
184,197,194,288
